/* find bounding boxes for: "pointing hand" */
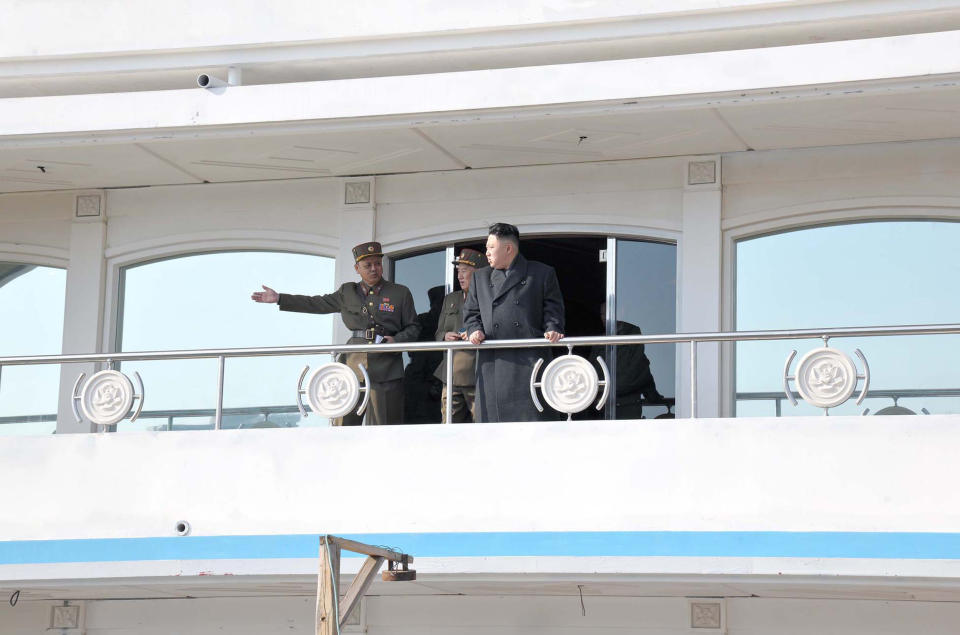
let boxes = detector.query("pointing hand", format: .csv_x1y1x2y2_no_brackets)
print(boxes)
251,285,279,304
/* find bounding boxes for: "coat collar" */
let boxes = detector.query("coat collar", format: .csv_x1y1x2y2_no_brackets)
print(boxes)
493,253,528,301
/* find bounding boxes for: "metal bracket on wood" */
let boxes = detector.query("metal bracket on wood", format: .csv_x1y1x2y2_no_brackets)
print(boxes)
316,535,415,635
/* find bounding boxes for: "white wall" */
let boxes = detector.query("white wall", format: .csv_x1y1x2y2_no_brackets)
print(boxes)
376,158,683,251
6,594,960,635
722,138,960,231
3,415,960,539
0,191,72,265
104,179,341,261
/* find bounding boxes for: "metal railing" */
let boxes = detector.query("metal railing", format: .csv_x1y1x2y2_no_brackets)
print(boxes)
736,388,960,417
1,322,959,429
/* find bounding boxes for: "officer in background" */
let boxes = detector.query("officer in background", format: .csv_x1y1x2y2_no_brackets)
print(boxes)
434,248,486,423
251,241,420,425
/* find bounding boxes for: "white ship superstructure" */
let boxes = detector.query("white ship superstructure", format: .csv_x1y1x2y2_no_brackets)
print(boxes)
3,2,960,633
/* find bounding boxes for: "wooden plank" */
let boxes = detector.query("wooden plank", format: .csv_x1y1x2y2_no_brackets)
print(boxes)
339,555,384,627
328,535,413,563
316,535,340,635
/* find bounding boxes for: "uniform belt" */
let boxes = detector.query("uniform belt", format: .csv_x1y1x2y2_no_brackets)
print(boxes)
351,327,390,341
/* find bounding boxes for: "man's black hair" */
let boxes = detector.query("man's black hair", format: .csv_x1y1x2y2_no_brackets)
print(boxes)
488,222,520,244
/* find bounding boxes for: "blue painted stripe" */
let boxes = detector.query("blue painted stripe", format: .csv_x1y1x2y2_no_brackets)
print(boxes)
3,532,960,565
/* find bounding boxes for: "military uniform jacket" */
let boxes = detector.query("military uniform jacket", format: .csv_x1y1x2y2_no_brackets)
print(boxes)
463,254,565,422
278,280,420,383
433,290,477,386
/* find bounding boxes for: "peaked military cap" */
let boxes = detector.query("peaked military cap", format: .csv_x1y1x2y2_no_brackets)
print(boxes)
353,241,383,262
452,248,485,268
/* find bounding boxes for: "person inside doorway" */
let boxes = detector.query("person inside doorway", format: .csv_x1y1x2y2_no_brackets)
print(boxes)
434,248,486,423
590,302,665,419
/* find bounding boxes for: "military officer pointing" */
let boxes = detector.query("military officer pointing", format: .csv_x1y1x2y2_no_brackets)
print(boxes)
434,248,486,423
251,241,420,426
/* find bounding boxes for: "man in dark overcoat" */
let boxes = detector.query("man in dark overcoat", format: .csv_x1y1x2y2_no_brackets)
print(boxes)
251,241,420,425
463,223,565,422
434,248,486,422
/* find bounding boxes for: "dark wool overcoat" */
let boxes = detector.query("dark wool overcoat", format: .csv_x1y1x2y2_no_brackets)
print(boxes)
463,254,565,422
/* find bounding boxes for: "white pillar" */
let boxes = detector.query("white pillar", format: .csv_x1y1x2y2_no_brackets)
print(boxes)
677,158,722,418
56,193,108,433
333,178,377,344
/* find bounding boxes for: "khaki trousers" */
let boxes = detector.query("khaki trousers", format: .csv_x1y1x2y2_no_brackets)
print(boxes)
440,385,476,423
335,379,404,426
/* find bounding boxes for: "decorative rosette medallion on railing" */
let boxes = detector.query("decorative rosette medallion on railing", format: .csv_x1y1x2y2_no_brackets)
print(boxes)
529,349,610,419
72,369,144,427
297,361,370,419
783,343,870,413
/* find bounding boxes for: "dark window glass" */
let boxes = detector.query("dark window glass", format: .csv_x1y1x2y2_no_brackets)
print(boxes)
615,240,677,419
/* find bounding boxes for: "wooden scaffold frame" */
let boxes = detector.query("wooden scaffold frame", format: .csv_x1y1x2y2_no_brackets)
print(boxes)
316,535,415,635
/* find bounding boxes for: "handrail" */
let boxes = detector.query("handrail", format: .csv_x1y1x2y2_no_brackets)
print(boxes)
2,323,959,366
11,383,960,427
1,322,958,426
737,388,960,400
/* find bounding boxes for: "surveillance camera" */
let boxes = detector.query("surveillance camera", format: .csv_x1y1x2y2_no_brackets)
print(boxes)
197,74,227,89
197,67,241,89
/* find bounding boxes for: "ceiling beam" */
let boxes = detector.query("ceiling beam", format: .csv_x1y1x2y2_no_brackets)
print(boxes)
1,31,958,146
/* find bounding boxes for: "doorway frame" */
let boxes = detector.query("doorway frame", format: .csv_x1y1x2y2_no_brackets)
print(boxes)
385,226,681,419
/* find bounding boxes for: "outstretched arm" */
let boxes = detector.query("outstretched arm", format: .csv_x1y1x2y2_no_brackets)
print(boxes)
275,286,344,314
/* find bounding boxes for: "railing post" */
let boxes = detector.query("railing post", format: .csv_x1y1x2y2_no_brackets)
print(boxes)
689,339,697,419
444,347,454,424
214,355,225,430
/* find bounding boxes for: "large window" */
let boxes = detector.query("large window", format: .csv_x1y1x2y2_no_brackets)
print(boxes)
736,221,960,416
0,263,66,435
118,251,335,431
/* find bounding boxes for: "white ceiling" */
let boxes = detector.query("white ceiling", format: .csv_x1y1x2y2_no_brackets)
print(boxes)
1,84,958,194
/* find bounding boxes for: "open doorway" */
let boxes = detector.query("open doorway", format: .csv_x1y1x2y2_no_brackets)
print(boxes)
454,235,607,421
395,234,674,423
453,235,606,339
